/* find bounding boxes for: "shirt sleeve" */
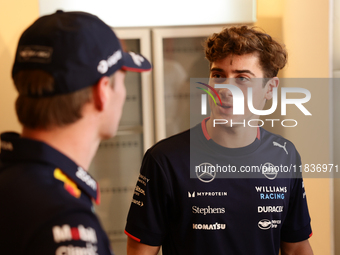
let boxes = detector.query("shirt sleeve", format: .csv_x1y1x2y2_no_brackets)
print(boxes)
281,151,312,242
125,149,173,246
25,211,114,255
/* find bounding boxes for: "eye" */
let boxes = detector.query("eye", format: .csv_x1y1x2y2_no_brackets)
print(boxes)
236,76,250,83
210,73,226,83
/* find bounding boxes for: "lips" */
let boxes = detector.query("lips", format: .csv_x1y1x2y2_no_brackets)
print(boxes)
217,103,232,109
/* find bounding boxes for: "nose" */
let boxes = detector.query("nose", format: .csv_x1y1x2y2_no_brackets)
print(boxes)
210,78,233,100
217,87,233,100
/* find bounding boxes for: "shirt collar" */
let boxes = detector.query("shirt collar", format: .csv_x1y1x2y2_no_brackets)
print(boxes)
198,118,262,156
0,132,100,204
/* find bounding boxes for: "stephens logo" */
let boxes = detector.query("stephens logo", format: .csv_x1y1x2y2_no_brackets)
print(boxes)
192,206,225,215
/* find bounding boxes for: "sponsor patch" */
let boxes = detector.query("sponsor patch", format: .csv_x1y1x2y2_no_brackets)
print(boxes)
76,167,97,191
258,206,283,213
55,243,98,255
0,141,13,151
195,163,216,183
193,222,226,230
54,168,81,198
132,199,144,207
18,45,53,63
258,219,281,230
52,225,97,244
192,206,225,215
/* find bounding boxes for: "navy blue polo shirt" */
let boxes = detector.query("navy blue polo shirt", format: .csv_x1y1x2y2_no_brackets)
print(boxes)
125,119,312,255
0,132,113,255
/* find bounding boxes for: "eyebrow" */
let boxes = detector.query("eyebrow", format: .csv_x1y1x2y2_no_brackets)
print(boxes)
210,67,256,77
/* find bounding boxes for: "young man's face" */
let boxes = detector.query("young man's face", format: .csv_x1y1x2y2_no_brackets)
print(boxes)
208,53,274,127
102,69,126,139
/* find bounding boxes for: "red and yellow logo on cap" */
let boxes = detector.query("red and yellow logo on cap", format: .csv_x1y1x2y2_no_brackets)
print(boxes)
54,168,81,198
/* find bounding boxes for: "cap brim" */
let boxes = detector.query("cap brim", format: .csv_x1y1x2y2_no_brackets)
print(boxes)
121,51,152,72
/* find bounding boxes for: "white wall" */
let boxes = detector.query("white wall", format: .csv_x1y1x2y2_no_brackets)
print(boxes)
39,0,256,27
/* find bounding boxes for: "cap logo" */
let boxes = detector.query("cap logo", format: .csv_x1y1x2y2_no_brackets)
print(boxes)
18,45,53,63
129,52,144,66
97,50,122,74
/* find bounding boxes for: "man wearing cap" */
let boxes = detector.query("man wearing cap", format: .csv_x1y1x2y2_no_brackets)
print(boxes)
0,11,151,255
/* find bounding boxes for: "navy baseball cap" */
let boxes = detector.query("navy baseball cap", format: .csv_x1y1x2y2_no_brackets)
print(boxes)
12,10,152,97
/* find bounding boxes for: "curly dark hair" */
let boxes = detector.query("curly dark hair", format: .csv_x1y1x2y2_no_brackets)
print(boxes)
205,26,287,78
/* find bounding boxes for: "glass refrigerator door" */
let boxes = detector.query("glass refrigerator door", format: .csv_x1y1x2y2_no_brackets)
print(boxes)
88,29,153,255
152,26,224,141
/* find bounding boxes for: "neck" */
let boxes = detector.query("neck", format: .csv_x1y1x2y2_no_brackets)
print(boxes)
22,119,100,170
206,118,258,148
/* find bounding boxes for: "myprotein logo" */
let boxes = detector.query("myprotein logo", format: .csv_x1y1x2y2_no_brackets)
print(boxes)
188,191,228,198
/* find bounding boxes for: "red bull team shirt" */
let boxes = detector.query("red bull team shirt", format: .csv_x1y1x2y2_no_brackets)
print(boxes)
0,132,113,255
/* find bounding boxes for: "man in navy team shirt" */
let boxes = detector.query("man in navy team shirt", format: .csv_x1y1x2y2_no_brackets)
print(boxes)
125,26,313,254
0,11,151,254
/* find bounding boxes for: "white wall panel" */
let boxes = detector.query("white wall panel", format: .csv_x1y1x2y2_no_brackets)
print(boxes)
39,0,256,27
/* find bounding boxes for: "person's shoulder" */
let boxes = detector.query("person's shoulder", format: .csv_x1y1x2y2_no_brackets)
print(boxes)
147,129,191,158
0,162,86,209
260,127,298,153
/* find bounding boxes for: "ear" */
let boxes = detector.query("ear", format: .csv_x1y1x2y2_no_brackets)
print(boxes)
92,76,111,111
264,77,279,100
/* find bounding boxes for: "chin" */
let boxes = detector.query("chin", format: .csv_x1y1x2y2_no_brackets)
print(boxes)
100,129,118,140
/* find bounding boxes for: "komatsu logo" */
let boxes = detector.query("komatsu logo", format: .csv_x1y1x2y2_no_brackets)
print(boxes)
193,222,226,230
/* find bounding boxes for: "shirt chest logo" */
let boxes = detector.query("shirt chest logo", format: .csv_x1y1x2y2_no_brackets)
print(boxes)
54,168,81,198
273,141,288,155
195,163,216,183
